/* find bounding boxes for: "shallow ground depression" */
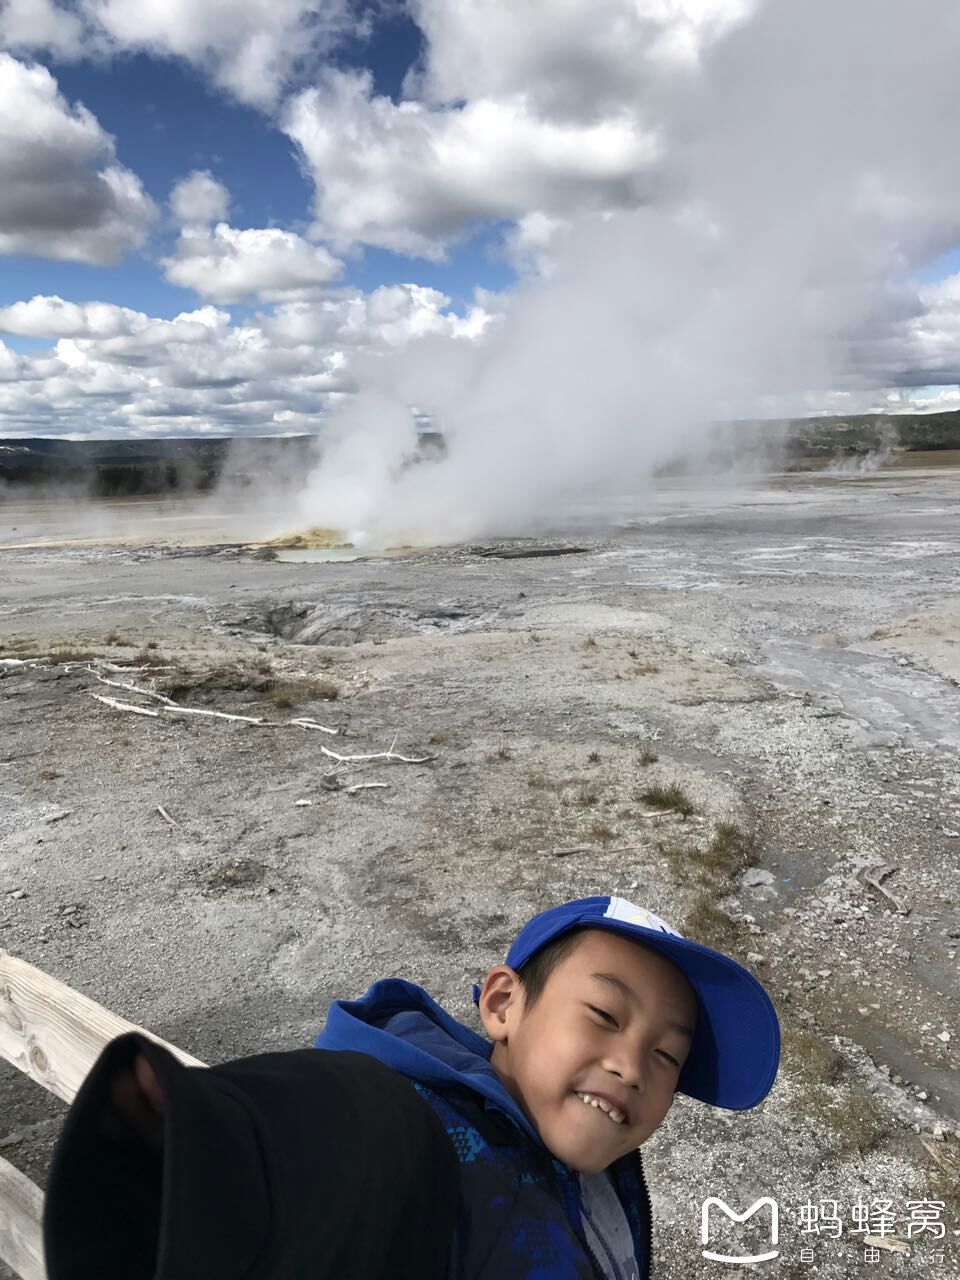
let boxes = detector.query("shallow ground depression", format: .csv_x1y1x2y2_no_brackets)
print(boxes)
1,468,959,1277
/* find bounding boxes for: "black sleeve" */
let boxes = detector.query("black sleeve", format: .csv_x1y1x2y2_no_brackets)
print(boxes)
42,1032,461,1280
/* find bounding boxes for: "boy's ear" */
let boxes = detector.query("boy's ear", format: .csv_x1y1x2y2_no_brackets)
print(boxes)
477,965,524,1043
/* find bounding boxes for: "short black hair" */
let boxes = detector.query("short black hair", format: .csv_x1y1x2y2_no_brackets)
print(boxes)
515,927,589,1011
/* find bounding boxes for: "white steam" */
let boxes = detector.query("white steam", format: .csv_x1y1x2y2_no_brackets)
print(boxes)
296,0,960,543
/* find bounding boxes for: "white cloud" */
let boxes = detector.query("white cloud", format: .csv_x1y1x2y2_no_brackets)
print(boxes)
0,0,84,56
1,0,354,108
0,53,154,264
283,69,658,258
0,295,145,338
162,223,343,303
0,287,492,437
408,0,754,117
169,170,230,228
164,172,344,304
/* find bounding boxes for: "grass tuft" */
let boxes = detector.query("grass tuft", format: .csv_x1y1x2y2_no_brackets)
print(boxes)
781,1026,847,1087
51,647,97,663
688,821,755,881
683,894,740,951
588,822,616,844
638,782,695,818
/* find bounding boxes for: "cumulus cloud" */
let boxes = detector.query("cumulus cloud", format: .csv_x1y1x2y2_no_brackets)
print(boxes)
0,295,145,338
408,0,754,117
284,69,658,258
0,0,84,56
169,170,230,229
0,287,491,438
163,170,343,303
0,0,353,107
163,223,343,303
0,52,154,264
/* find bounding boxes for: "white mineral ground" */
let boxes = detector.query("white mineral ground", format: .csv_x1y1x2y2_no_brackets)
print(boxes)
1,461,959,1277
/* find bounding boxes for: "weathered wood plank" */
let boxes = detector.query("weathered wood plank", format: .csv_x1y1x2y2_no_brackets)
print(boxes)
0,948,203,1103
0,950,206,1280
0,1154,46,1280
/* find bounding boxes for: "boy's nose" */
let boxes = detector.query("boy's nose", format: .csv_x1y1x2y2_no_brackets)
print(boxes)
603,1051,646,1093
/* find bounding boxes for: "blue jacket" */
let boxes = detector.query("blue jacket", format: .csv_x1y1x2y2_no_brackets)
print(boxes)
315,978,653,1280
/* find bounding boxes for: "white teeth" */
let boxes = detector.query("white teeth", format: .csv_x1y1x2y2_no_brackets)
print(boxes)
576,1092,626,1125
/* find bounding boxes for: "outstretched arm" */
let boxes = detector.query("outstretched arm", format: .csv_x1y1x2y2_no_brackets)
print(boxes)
43,1032,460,1280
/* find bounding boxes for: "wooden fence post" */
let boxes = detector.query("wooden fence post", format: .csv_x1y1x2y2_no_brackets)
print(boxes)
0,949,204,1280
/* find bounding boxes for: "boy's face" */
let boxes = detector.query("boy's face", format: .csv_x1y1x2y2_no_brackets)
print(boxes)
479,929,698,1174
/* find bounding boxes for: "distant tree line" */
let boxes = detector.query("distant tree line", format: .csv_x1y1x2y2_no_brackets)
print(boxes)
0,437,317,495
785,410,960,457
1,411,958,494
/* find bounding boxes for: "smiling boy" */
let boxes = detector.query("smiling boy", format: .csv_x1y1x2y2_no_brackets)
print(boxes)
43,896,779,1280
480,926,699,1172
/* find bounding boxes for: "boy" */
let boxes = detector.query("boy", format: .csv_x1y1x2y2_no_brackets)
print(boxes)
43,895,780,1279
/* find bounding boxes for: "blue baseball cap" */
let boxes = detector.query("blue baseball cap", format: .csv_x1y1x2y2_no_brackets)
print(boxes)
472,895,780,1111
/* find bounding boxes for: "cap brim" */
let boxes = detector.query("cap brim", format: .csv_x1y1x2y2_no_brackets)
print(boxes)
573,921,780,1111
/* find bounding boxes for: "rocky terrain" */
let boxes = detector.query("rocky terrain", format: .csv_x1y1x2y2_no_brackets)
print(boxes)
1,465,959,1277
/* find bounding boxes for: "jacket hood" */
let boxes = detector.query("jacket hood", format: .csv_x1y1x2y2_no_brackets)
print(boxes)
314,978,541,1145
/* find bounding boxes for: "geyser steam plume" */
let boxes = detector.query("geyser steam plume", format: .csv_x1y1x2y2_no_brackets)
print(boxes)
296,0,960,544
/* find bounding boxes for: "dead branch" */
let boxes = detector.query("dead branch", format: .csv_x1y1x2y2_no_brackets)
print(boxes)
545,844,639,857
162,704,267,725
156,806,180,828
89,671,339,734
345,782,390,795
287,717,339,736
316,743,434,765
92,673,174,704
89,682,428,768
91,694,159,718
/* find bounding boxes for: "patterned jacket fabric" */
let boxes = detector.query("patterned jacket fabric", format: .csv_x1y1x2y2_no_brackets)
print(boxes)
314,978,653,1280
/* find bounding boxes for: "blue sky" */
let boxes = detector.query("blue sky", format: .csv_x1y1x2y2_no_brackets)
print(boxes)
0,0,958,438
0,12,513,331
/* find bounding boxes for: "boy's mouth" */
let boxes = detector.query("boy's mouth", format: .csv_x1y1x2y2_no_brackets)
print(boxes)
574,1091,628,1126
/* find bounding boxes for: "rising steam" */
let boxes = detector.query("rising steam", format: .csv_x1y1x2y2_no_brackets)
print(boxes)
296,0,960,543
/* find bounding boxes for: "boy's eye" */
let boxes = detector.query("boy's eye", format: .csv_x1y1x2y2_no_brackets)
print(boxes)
657,1050,681,1069
588,1005,618,1027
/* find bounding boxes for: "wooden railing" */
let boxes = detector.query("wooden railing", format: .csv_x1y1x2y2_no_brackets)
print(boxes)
0,950,203,1280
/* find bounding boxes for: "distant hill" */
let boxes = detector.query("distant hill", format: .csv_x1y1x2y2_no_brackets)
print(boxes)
780,408,960,457
1,411,958,494
0,436,316,496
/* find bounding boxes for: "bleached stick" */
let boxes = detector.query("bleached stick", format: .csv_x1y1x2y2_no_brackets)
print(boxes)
345,782,390,794
288,717,339,736
317,744,434,765
91,694,159,718
162,705,266,725
156,805,180,828
92,672,175,704
90,673,339,733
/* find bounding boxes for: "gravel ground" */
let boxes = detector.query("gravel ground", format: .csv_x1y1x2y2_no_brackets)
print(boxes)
1,469,959,1278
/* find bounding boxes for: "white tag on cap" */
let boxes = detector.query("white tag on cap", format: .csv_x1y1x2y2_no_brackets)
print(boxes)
603,897,683,937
